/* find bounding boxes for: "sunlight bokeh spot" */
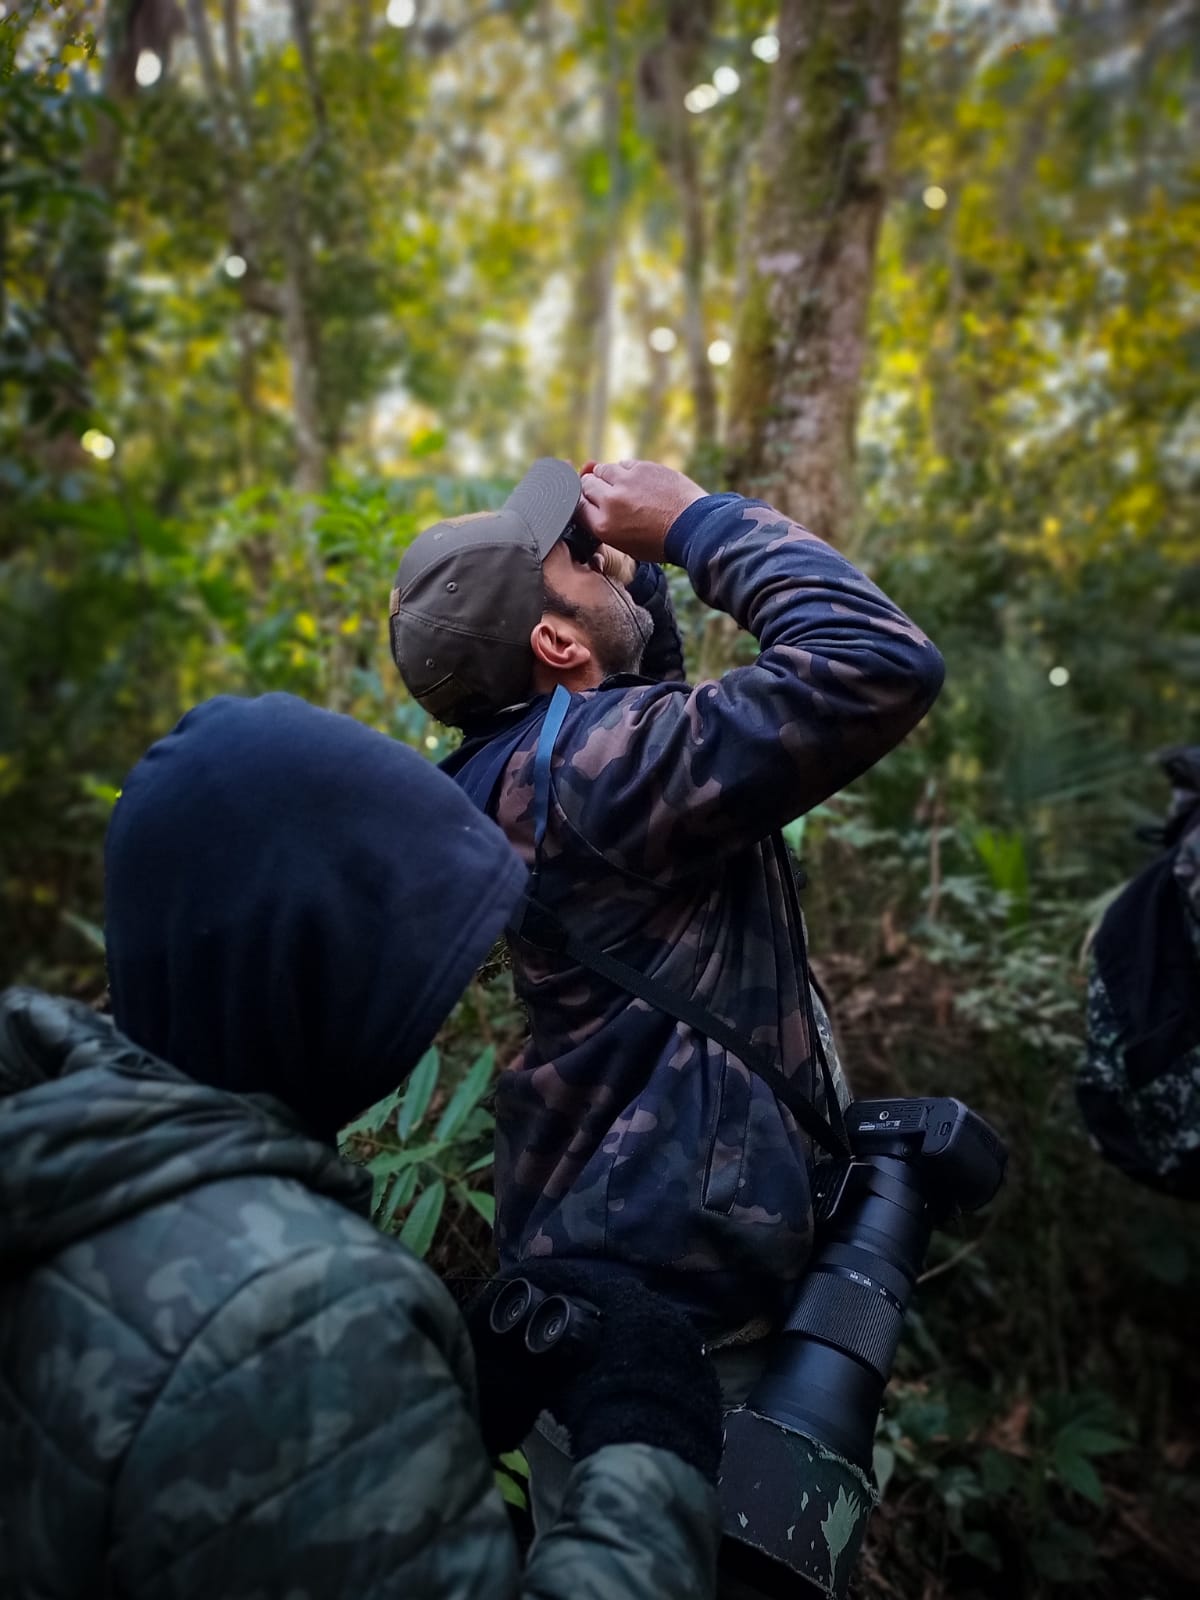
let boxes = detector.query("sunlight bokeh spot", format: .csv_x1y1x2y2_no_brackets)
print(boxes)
223,255,247,279
707,339,732,366
648,326,678,353
1048,666,1070,687
751,34,780,63
386,0,417,28
684,84,721,114
81,430,116,460
713,66,741,96
134,50,162,88
923,184,948,210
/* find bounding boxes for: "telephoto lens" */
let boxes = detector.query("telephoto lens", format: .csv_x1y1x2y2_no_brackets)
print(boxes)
719,1096,1007,1599
747,1149,930,1472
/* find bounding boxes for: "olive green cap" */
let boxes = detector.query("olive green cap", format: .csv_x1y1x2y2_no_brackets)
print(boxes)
388,458,580,726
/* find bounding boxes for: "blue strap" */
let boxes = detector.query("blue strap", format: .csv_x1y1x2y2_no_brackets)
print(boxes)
514,680,849,1160
532,685,572,851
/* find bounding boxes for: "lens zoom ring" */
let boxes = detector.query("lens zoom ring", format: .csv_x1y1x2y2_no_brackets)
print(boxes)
784,1267,904,1379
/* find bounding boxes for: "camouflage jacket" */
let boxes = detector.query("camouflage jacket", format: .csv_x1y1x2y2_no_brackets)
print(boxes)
456,494,945,1336
0,988,717,1600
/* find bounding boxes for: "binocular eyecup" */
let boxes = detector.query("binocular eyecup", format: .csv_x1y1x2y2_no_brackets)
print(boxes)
488,1277,601,1358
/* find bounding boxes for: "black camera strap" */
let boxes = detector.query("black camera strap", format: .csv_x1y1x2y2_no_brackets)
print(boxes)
514,686,851,1162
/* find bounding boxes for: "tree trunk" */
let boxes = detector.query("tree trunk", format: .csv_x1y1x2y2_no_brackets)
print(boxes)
632,272,672,457
186,0,328,494
661,2,717,467
280,212,327,496
637,1,718,469
725,0,903,541
39,0,180,451
586,0,623,459
553,247,607,460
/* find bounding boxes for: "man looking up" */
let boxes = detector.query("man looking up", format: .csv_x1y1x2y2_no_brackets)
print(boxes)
389,458,945,1345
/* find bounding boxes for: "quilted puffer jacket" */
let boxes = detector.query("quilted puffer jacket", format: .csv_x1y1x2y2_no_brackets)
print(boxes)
0,989,717,1600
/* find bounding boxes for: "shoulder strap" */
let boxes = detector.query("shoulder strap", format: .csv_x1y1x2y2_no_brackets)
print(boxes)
532,684,572,852
517,688,850,1161
769,833,850,1151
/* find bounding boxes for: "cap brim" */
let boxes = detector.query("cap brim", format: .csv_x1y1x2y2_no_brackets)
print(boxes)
504,458,581,559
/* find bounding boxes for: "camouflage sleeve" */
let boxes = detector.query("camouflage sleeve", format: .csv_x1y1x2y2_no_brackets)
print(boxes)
109,1242,523,1600
555,495,944,877
628,562,687,684
522,1443,718,1600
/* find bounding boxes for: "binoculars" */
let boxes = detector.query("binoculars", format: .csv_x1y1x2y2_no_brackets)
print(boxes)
488,1276,602,1358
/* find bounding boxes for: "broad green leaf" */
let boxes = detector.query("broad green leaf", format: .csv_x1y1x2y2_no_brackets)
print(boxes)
397,1049,440,1140
338,1078,409,1146
495,1469,527,1510
1052,1447,1105,1507
366,1141,441,1180
434,1046,496,1144
1055,1424,1126,1459
379,1165,419,1228
462,1189,495,1226
498,1450,529,1478
398,1179,445,1259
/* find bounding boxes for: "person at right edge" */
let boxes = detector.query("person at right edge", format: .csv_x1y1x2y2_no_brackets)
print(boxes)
389,460,946,1526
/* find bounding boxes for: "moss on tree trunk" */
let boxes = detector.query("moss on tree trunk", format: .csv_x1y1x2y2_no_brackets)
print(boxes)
726,0,903,542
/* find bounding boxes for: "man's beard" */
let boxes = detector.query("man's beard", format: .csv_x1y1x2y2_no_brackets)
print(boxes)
589,577,654,677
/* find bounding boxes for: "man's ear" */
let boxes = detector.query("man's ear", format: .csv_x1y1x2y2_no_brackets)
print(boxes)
530,615,593,674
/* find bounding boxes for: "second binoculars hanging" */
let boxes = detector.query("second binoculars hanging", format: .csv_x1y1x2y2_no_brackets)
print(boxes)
488,1277,601,1358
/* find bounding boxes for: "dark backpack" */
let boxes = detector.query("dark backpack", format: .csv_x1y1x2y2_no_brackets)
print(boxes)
1077,747,1200,1200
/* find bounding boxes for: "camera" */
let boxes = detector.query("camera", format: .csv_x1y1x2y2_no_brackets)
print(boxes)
485,1096,1005,1600
718,1096,1007,1598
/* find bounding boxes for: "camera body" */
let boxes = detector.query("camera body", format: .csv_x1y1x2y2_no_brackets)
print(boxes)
718,1096,1007,1598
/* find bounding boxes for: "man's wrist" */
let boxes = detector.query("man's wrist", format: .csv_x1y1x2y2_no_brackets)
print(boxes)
664,493,751,566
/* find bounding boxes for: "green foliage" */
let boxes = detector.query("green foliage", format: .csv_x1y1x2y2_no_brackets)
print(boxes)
874,1382,1133,1586
339,1043,498,1258
3,3,1197,1594
804,783,1196,1594
495,1448,531,1513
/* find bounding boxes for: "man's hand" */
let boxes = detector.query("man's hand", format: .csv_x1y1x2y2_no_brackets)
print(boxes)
578,459,707,562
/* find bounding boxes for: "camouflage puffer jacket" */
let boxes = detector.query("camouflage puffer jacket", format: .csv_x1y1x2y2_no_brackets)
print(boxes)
0,989,717,1600
455,494,945,1337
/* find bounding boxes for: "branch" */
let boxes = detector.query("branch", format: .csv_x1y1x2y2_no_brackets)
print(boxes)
288,0,327,137
184,0,235,151
221,0,253,133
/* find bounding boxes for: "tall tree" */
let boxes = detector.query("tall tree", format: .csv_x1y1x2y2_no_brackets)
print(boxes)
726,0,903,540
37,0,180,458
638,0,718,468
